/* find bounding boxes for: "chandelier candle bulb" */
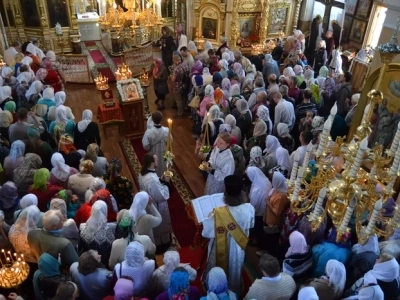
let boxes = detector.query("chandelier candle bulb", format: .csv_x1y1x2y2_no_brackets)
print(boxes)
303,142,313,170
311,187,327,221
365,198,383,235
369,164,377,181
349,137,368,178
339,197,357,232
389,122,400,156
362,103,371,123
291,167,304,202
316,117,332,156
289,151,300,186
330,102,338,117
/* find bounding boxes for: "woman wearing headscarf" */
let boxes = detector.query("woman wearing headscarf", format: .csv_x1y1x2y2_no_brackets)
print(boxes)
8,205,41,262
48,91,74,121
104,278,150,300
114,241,155,296
84,178,118,214
202,67,213,86
218,59,229,79
301,69,317,89
3,140,25,181
329,48,343,74
36,87,56,119
24,126,54,169
314,40,327,76
0,181,19,224
109,210,155,269
282,230,313,278
201,267,236,300
73,109,101,152
277,123,295,154
188,41,198,59
50,152,79,189
24,42,41,73
33,253,71,300
298,286,319,300
244,119,267,157
55,189,80,219
316,66,329,91
263,135,291,174
4,100,17,122
149,250,197,298
191,60,204,77
49,105,75,143
293,65,304,86
233,62,245,79
248,146,266,171
24,80,43,109
228,84,243,111
345,93,360,127
159,26,176,71
129,191,162,244
200,104,224,148
309,259,346,300
70,250,113,300
13,153,42,197
46,50,66,83
68,159,95,202
204,133,234,195
84,143,108,177
156,267,201,300
246,166,271,247
235,99,252,139
199,41,213,65
151,58,169,110
221,78,231,101
103,158,133,211
28,168,62,211
262,54,280,81
346,253,400,299
255,105,272,135
79,200,116,267
0,86,13,110
49,198,79,246
40,58,64,92
224,114,242,145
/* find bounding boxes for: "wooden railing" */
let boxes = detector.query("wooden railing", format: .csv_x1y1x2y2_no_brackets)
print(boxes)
56,54,92,83
121,42,154,76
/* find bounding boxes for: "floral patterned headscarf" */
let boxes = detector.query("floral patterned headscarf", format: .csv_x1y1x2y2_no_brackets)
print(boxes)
168,268,190,300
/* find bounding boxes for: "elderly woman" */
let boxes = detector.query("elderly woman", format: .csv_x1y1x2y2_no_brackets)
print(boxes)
225,114,242,145
151,58,169,110
293,65,304,86
36,87,56,119
109,210,155,269
235,99,252,138
0,181,20,224
198,84,215,118
114,241,155,296
309,259,346,300
28,168,62,211
24,42,41,72
263,135,291,175
49,198,79,247
248,146,266,171
39,58,64,92
345,93,360,127
49,105,75,143
15,66,33,108
74,109,101,151
48,91,74,121
9,205,41,262
4,140,25,181
24,80,43,109
256,105,273,134
316,66,329,90
68,159,95,202
79,200,116,267
0,86,13,110
46,50,66,83
24,126,54,169
0,101,17,138
221,78,231,101
188,41,198,59
301,69,317,89
70,250,113,300
13,153,42,197
50,152,79,188
149,249,197,298
103,158,133,211
282,231,313,278
201,267,236,300
84,143,108,177
277,123,295,154
244,120,267,157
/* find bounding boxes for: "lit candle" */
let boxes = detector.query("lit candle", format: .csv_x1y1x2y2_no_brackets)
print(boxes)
349,137,368,178
389,143,400,177
289,151,300,186
311,187,327,221
365,198,383,235
1,249,6,262
339,197,357,232
291,167,304,202
389,122,400,157
302,141,313,169
204,113,210,146
142,0,144,11
113,2,117,23
146,2,150,23
167,118,172,152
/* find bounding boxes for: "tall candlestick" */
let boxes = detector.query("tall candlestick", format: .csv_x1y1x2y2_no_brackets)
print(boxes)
316,117,332,157
291,168,304,202
302,141,313,169
390,122,400,156
113,2,117,23
142,0,145,10
390,144,400,177
365,198,383,235
349,137,368,178
339,197,357,232
311,187,327,221
168,119,172,152
289,151,300,186
146,2,150,23
362,103,371,123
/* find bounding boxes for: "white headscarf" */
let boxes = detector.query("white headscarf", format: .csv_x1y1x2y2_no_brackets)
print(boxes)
54,91,66,106
298,287,319,300
330,49,343,74
121,241,146,271
0,86,12,102
14,205,40,232
221,78,231,99
204,84,214,99
77,109,93,132
51,152,71,182
249,146,265,168
26,43,36,55
325,259,346,294
85,178,107,203
218,59,228,71
85,200,107,233
264,135,291,170
253,119,267,137
17,72,33,84
352,234,380,255
42,87,55,100
286,231,308,257
163,250,180,274
8,141,25,162
229,84,241,98
46,51,57,62
283,67,295,78
1,67,13,78
188,41,198,54
19,194,38,209
247,166,271,216
55,105,68,123
222,52,230,61
21,56,33,66
129,191,149,224
270,171,288,195
277,123,290,137
256,105,272,134
235,99,250,115
304,69,316,88
25,80,43,99
364,257,399,283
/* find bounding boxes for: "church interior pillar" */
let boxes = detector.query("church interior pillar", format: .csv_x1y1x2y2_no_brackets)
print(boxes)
224,0,233,47
228,0,239,49
298,0,313,33
292,0,303,32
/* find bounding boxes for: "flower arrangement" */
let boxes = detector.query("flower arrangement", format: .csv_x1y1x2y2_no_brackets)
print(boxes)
200,145,211,154
163,150,175,161
249,34,259,43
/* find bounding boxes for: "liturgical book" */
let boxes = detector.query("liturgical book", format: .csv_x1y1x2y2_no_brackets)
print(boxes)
191,193,226,223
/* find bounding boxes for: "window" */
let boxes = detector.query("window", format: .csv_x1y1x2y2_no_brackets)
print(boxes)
365,5,387,49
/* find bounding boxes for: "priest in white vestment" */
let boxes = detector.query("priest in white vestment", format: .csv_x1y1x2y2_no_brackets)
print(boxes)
142,111,170,177
176,24,188,51
202,175,255,293
138,152,172,247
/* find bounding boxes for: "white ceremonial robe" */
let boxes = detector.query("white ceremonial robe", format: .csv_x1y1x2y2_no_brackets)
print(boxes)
142,125,170,177
202,200,255,294
139,171,172,246
177,34,188,51
204,148,235,195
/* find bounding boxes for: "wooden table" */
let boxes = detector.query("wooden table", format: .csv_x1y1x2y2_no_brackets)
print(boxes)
97,103,125,138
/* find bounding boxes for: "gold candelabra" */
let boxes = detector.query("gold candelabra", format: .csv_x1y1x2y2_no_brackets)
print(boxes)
94,73,109,90
139,68,150,86
199,112,211,171
163,119,174,179
115,63,132,81
0,250,29,289
99,3,126,34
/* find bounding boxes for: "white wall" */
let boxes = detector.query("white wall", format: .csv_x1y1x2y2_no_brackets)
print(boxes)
383,0,400,29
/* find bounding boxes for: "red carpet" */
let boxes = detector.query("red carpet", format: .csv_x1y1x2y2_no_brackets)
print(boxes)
128,139,198,248
82,41,122,82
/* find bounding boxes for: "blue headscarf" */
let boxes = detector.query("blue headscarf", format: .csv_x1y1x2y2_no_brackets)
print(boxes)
168,268,189,300
206,267,236,300
33,253,60,300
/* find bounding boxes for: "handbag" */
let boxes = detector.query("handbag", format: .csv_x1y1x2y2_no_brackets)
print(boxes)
188,91,200,108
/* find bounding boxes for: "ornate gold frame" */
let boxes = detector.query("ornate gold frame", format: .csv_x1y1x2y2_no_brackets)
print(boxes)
348,63,400,142
237,12,261,43
267,2,290,36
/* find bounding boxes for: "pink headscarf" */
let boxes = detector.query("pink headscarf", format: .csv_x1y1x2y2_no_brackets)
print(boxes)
114,278,134,300
152,58,162,77
285,231,308,257
36,68,48,81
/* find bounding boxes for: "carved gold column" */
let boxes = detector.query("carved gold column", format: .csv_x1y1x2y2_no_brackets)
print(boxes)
229,0,240,49
259,0,269,41
13,2,26,41
292,0,302,32
68,0,82,53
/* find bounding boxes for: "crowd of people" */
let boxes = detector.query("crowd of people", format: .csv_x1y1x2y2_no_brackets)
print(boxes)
0,25,396,300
